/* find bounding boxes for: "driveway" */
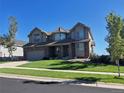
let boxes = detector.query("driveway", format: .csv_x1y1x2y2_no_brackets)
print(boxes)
0,61,28,68
0,77,124,93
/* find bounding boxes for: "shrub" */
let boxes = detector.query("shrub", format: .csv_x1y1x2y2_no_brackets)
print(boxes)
90,54,111,64
90,54,124,65
119,59,124,66
42,57,50,60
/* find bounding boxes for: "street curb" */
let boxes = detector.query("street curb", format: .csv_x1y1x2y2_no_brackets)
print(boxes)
0,73,70,82
0,73,124,90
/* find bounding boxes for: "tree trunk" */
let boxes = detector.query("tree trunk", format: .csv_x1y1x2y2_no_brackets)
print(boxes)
116,60,120,77
8,49,13,61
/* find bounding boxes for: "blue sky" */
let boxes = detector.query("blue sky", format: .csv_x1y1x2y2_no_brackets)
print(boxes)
0,0,124,55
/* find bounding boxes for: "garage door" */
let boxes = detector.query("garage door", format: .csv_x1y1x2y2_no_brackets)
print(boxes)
27,50,44,60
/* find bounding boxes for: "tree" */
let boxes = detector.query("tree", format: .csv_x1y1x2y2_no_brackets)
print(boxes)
0,36,4,45
105,12,124,77
2,16,18,59
0,36,3,43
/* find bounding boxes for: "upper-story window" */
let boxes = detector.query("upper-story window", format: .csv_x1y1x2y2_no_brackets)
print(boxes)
75,30,84,40
60,33,66,40
33,34,41,43
54,34,60,41
54,33,66,41
79,30,84,39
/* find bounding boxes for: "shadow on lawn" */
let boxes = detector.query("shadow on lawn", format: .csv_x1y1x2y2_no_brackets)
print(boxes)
114,76,124,80
48,61,107,70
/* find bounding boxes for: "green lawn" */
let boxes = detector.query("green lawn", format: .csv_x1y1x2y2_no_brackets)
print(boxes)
19,60,124,73
0,68,124,84
0,62,4,64
0,61,8,64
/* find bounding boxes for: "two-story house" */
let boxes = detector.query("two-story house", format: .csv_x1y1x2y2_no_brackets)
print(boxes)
23,22,95,60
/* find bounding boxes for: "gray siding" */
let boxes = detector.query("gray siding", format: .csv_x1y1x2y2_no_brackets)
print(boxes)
70,25,88,40
29,30,47,43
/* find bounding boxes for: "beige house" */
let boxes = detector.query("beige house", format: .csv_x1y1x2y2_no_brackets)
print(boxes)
23,22,95,60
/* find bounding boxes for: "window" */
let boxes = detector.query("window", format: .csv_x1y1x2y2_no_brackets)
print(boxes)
79,43,84,51
60,33,66,40
54,33,66,41
55,34,60,41
77,30,84,40
79,30,84,39
34,34,41,43
77,43,84,51
75,30,84,40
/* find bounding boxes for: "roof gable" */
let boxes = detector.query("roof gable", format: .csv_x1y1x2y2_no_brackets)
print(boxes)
28,27,47,37
70,22,94,40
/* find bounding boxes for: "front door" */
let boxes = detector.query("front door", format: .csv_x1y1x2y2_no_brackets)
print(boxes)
49,46,61,58
55,46,61,57
63,45,69,57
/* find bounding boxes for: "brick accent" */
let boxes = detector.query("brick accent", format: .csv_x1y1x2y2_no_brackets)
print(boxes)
68,44,72,58
84,42,89,58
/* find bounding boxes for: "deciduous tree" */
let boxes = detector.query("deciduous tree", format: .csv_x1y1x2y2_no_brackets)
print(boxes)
105,12,124,77
2,16,18,59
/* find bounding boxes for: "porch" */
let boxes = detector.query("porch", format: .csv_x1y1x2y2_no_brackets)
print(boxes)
47,42,87,59
48,44,72,59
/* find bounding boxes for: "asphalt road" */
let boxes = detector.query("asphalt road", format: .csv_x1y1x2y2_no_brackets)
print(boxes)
0,77,124,93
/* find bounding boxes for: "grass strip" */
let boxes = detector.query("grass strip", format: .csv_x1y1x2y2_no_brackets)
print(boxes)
0,68,124,84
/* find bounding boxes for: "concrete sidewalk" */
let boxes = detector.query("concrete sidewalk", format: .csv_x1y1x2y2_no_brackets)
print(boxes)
0,73,124,90
0,61,28,68
6,66,124,76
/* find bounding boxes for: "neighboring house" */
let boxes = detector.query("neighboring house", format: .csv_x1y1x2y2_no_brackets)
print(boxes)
0,40,25,57
23,22,95,60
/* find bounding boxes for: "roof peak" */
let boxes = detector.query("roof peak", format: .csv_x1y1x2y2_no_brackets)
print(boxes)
54,27,67,32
